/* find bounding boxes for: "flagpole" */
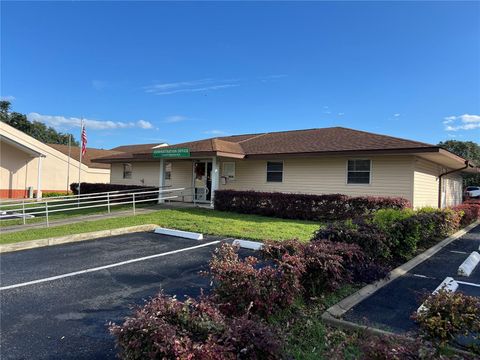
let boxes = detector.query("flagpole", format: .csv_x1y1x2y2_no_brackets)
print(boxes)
66,134,71,193
78,119,83,200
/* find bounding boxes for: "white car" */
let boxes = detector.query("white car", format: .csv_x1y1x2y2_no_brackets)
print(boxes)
465,186,480,199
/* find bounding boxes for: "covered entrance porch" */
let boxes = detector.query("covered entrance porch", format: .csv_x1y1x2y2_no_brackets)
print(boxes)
158,157,221,207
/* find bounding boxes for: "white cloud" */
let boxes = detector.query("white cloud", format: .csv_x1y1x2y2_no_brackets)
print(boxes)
443,113,480,131
393,113,401,117
27,112,153,131
164,115,187,123
145,79,240,95
203,129,227,135
1,95,15,101
137,119,153,129
460,114,480,123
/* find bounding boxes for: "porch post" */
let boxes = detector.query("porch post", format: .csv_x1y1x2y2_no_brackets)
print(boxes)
211,157,219,207
36,156,43,200
158,158,165,203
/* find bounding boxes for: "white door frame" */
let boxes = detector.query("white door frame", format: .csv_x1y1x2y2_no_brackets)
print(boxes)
192,160,212,204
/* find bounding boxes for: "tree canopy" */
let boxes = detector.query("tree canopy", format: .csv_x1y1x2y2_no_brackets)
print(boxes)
0,101,79,146
438,140,480,187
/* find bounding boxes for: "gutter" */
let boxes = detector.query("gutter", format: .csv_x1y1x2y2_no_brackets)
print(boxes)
438,160,469,208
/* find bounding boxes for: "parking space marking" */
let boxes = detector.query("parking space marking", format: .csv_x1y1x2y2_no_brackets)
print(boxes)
412,273,435,279
456,280,480,288
450,250,469,254
0,240,220,291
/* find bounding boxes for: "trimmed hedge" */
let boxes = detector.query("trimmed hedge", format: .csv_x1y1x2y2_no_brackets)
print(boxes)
315,207,464,264
214,190,411,221
452,202,480,227
70,182,156,195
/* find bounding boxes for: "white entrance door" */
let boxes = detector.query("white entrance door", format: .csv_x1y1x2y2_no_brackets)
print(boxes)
193,160,212,203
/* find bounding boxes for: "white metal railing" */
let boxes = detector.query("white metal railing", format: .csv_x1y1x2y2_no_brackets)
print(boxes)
0,186,160,205
0,187,186,227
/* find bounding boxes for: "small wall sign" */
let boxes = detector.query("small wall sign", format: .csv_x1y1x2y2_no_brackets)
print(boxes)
152,147,190,158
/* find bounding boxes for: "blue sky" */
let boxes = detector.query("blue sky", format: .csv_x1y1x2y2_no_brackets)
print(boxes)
1,1,479,149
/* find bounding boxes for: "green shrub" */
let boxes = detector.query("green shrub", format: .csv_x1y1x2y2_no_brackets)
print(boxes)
41,191,71,198
412,290,480,353
372,208,461,260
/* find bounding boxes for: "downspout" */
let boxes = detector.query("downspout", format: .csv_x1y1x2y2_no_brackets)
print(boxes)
438,160,469,208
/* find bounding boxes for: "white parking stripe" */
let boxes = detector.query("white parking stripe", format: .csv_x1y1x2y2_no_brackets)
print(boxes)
0,240,220,291
456,280,480,288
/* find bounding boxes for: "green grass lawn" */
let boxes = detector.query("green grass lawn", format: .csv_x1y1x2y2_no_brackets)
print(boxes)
0,201,154,227
0,208,321,245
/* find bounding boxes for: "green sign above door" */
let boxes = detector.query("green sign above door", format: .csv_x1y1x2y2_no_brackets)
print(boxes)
152,147,190,158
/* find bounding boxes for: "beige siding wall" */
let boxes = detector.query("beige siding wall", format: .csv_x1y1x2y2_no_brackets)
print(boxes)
218,155,415,202
412,157,464,208
111,162,160,187
169,161,194,201
413,158,440,208
1,122,109,197
110,160,193,200
444,173,463,207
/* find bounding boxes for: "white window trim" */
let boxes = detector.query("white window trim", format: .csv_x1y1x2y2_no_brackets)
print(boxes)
266,160,284,183
346,159,372,186
123,163,133,179
222,161,236,180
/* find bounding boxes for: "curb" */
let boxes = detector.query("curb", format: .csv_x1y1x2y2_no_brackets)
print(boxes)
154,227,204,240
323,219,480,319
232,239,264,250
0,224,159,253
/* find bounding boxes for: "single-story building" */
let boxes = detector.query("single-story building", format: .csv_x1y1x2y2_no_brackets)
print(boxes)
93,127,478,208
0,121,118,199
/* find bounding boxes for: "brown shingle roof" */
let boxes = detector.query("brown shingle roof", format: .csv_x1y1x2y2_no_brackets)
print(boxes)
48,144,120,169
93,127,442,163
111,143,166,153
236,127,433,155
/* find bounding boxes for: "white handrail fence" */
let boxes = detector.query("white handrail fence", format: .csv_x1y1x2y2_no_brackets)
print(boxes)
0,187,187,227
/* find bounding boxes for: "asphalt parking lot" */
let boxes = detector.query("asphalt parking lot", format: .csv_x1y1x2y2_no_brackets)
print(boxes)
0,232,243,360
344,224,480,334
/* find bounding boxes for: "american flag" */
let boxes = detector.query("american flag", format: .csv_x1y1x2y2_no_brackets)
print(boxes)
81,123,87,156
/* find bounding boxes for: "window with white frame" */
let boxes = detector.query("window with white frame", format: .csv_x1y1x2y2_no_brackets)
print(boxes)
222,162,236,180
347,159,371,184
266,161,283,182
165,162,172,180
123,163,132,179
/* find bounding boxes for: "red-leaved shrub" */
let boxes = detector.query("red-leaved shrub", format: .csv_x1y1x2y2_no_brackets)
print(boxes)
313,220,392,261
70,182,156,195
207,243,305,318
359,335,439,360
262,239,383,296
214,190,411,221
412,289,480,352
109,293,284,360
452,202,480,227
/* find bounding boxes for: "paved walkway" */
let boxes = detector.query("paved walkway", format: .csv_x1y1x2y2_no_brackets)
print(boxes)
0,202,211,234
